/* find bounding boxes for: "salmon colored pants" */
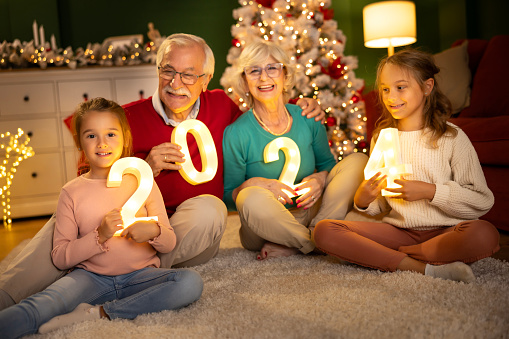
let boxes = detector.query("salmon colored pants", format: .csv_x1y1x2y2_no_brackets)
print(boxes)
313,219,500,272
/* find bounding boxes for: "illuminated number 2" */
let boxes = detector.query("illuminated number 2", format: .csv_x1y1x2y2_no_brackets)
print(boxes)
364,128,412,197
107,157,158,236
263,137,310,198
171,120,218,185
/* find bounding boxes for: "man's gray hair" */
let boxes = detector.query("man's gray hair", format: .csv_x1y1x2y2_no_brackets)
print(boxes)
156,33,215,77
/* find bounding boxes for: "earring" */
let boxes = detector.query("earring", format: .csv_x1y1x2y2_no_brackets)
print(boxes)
424,92,428,95
245,92,250,96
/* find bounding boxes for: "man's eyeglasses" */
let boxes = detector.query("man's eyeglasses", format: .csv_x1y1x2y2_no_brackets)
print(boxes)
158,66,206,85
244,63,284,80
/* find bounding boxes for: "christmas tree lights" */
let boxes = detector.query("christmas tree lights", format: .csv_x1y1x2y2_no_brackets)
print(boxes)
220,0,368,160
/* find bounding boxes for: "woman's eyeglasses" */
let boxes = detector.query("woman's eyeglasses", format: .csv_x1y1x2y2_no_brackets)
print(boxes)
244,63,284,80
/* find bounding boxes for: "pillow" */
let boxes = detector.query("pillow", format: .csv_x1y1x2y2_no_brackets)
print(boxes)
433,41,471,114
460,35,509,118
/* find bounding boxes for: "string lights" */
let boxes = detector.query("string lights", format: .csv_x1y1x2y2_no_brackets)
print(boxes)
0,128,35,227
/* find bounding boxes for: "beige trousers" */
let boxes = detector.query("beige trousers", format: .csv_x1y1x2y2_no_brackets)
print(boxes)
0,194,226,309
236,153,368,254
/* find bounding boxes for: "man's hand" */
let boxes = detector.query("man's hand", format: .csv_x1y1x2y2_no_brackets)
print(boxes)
120,220,161,243
145,142,185,177
296,97,325,122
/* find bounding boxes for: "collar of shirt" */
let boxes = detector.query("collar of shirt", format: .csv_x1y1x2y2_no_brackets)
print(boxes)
152,89,200,127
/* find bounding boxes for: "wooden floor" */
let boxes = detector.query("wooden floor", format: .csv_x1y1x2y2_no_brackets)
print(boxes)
1,216,509,262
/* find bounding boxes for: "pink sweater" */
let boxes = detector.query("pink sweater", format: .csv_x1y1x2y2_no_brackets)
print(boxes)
52,174,176,275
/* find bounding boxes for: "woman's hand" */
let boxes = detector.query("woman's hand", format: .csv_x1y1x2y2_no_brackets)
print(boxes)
385,179,436,201
145,142,185,177
354,172,387,209
97,208,123,244
120,220,161,243
295,171,327,209
233,177,297,205
296,98,325,122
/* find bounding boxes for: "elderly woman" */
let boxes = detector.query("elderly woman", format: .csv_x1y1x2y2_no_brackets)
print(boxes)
223,40,367,260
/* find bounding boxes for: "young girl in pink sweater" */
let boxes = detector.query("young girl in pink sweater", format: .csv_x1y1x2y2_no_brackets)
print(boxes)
313,49,500,283
0,98,203,338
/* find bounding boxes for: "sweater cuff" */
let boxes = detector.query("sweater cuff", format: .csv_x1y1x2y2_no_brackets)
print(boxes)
148,221,164,244
430,184,450,208
93,227,109,252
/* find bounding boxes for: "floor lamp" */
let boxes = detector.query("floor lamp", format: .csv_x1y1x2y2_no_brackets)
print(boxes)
363,1,417,56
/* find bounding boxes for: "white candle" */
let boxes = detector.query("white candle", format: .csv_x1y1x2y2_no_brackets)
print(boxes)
50,34,57,51
39,25,45,46
32,21,39,47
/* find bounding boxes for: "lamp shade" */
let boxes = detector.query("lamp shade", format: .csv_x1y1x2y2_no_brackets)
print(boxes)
363,1,416,51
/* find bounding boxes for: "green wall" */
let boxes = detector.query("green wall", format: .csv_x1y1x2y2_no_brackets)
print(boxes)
1,0,508,91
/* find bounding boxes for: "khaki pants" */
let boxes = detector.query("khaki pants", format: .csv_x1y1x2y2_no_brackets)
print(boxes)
237,153,368,254
0,194,226,309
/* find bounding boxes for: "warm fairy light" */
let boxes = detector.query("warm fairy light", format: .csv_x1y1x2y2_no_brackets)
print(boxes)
263,137,310,198
364,128,412,197
0,128,35,227
171,119,218,185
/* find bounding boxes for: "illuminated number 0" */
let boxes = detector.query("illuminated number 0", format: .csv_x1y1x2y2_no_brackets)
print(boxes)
171,120,218,185
364,128,412,197
264,137,310,198
107,157,158,236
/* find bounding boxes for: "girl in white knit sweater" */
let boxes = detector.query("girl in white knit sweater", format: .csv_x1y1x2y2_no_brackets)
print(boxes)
313,49,500,283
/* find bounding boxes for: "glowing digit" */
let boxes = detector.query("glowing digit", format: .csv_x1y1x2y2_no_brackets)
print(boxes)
364,128,412,197
263,137,310,198
107,157,158,236
171,119,218,185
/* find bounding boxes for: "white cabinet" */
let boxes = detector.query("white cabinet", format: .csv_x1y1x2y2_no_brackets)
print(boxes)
0,64,158,218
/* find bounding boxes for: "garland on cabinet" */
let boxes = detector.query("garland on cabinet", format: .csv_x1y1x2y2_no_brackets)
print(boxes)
0,22,165,70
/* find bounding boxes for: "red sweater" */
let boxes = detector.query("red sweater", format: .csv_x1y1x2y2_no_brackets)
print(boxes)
123,89,242,216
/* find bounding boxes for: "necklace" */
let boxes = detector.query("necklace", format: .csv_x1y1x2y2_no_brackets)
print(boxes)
252,107,292,136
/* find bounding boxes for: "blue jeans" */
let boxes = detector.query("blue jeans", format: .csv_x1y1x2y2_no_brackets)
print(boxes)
0,267,203,339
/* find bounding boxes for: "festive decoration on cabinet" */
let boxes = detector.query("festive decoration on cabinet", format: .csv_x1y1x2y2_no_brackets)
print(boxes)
220,0,368,160
0,129,35,227
0,22,164,70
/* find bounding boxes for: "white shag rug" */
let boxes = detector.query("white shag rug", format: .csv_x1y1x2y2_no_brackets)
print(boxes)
3,214,509,339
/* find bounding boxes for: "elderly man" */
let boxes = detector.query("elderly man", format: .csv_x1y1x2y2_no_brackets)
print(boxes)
0,33,323,310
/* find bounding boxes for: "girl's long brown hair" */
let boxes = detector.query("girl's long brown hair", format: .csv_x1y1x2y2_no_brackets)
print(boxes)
372,49,457,147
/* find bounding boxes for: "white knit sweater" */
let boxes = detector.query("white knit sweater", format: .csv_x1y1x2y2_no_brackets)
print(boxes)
361,123,494,230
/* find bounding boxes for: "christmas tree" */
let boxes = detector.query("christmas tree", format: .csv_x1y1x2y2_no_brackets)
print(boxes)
220,0,368,161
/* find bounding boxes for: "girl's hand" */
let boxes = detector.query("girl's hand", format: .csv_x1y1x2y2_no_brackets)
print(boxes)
97,208,123,244
354,172,387,209
295,171,327,209
385,179,436,201
120,220,161,243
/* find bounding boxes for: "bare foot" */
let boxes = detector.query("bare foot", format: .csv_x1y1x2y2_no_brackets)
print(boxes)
257,242,299,260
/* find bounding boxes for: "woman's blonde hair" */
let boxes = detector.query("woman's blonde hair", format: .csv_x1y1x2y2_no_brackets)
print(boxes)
72,97,133,162
231,40,296,108
373,48,457,147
